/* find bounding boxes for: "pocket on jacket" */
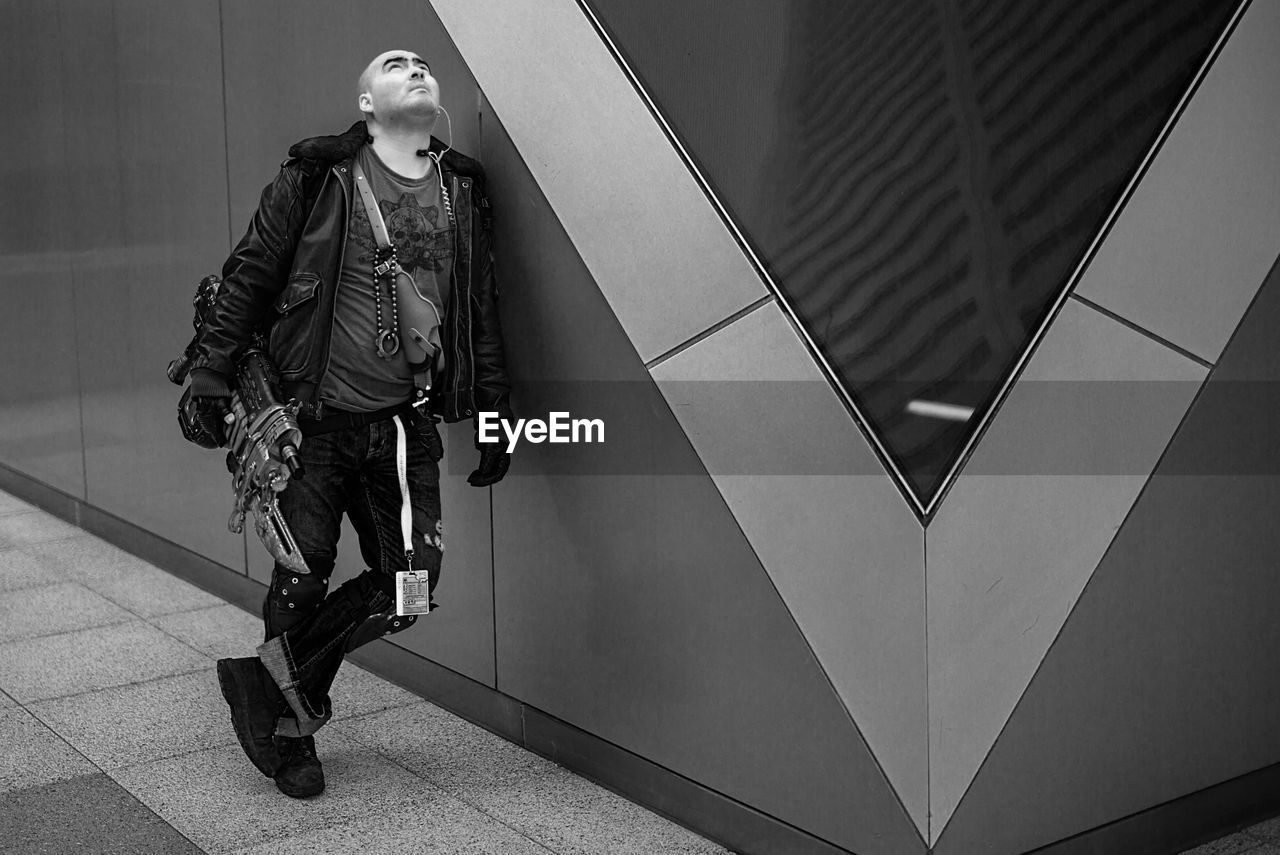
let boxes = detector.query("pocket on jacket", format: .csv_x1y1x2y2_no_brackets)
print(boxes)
268,273,321,377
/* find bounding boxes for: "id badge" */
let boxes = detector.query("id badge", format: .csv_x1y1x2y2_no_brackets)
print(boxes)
395,571,432,616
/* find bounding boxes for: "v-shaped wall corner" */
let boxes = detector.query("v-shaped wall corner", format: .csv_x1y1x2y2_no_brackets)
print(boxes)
427,0,930,847
926,0,1280,841
427,0,1280,850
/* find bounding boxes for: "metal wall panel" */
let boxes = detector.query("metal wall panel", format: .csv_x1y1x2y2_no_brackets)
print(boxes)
0,1,85,499
1075,0,1280,364
481,104,922,854
62,0,242,570
429,0,768,363
926,300,1206,841
226,0,495,685
934,252,1280,855
651,302,929,838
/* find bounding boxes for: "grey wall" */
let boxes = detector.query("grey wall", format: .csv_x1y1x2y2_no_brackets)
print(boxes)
476,104,920,853
0,0,494,680
934,252,1280,854
0,3,915,852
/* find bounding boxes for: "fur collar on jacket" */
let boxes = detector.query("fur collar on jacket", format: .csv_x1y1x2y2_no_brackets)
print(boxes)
287,121,483,179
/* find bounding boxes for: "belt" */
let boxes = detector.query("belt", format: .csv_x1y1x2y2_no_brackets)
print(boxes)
299,401,418,437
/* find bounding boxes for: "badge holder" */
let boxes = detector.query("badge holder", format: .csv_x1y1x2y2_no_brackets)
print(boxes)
395,570,432,616
391,414,435,617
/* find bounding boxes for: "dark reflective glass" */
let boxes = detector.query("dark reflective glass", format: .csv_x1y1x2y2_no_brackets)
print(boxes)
582,0,1239,509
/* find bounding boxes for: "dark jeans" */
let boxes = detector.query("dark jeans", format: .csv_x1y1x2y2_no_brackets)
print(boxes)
256,411,443,736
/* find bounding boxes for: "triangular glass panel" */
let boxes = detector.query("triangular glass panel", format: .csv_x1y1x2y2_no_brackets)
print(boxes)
580,0,1241,514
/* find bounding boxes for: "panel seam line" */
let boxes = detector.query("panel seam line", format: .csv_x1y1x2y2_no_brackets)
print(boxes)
644,295,774,370
64,0,90,508
924,524,931,845
218,0,234,255
1069,293,1213,370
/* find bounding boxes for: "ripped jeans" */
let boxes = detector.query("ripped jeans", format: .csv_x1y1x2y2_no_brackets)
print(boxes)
256,410,444,736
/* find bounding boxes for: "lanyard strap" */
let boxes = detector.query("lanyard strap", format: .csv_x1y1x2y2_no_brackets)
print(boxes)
392,414,414,567
353,162,394,248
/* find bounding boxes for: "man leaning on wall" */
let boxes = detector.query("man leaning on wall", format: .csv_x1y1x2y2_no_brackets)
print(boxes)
181,48,514,798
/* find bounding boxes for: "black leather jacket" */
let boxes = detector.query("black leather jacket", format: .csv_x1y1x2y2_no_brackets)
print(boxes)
191,121,511,425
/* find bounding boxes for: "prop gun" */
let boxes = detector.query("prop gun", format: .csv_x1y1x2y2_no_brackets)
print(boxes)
168,275,310,576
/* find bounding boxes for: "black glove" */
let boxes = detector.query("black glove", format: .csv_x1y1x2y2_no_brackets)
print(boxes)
467,443,510,487
185,369,233,449
193,395,233,448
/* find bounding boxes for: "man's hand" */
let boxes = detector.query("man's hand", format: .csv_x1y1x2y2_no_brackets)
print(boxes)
467,443,510,487
193,395,234,448
185,368,234,449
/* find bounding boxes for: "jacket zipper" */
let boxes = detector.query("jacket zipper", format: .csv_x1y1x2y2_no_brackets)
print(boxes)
314,161,352,419
456,175,473,418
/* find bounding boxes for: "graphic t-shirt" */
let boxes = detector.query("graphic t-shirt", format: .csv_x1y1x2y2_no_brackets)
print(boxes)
319,144,455,413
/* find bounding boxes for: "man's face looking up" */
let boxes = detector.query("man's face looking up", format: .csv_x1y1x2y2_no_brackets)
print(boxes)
359,50,439,122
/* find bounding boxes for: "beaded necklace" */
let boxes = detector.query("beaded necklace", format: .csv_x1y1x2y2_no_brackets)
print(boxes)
367,149,452,360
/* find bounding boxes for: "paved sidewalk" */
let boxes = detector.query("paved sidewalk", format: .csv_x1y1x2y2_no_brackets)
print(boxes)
0,490,730,855
1180,822,1280,855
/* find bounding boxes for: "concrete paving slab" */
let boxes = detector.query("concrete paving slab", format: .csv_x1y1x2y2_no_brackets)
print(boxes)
30,662,419,775
1180,833,1266,854
1245,817,1280,843
29,670,234,771
26,535,149,575
0,620,211,703
27,536,222,617
152,604,423,720
327,663,423,721
0,545,64,592
0,491,35,516
0,581,135,643
477,764,731,855
0,773,205,855
0,689,15,709
151,603,264,659
114,734,441,855
0,707,99,793
223,784,550,855
335,704,729,854
333,701,557,793
0,511,89,548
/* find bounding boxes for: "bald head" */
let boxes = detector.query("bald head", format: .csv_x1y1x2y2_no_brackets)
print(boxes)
360,50,430,98
357,49,440,126
358,48,442,128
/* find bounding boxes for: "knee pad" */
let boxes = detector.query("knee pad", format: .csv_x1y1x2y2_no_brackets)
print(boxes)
263,567,330,640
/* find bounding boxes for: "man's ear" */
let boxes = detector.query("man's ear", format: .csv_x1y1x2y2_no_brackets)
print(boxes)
358,92,372,114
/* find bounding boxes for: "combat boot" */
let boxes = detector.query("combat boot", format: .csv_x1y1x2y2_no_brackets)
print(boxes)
216,657,283,776
274,734,324,798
